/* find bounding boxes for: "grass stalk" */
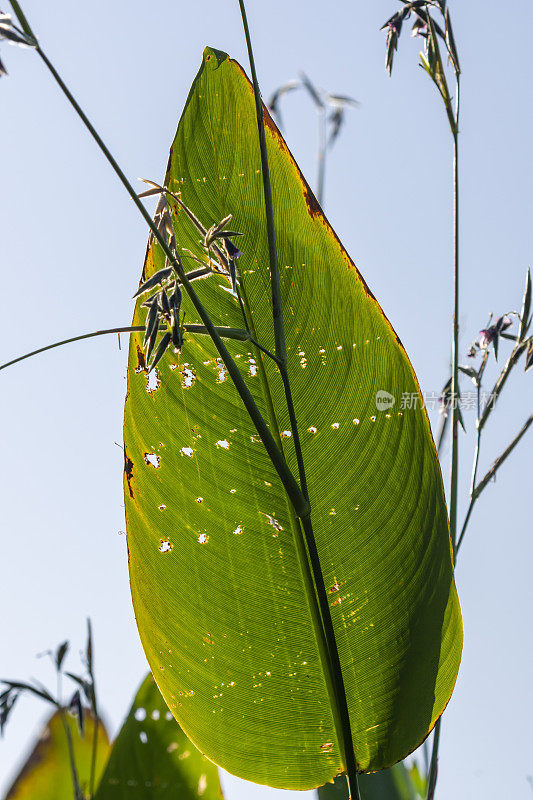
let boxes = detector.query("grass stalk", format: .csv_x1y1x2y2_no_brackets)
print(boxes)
236,0,286,365
85,620,97,799
89,711,98,799
0,326,252,372
317,107,327,207
456,414,532,553
237,2,360,796
300,513,360,799
469,382,482,496
426,717,440,800
449,74,460,560
428,67,461,800
5,3,312,520
477,340,527,432
59,709,82,800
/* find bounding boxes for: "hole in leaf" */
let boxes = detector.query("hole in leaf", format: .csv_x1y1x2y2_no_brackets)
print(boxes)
259,512,284,533
146,370,161,394
215,359,227,383
181,363,196,388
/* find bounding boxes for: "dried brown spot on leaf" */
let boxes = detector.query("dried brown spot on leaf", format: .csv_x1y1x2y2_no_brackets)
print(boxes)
135,344,147,373
124,451,135,498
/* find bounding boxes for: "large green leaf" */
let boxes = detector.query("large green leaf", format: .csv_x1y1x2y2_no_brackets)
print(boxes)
3,712,109,800
94,673,222,799
123,47,462,790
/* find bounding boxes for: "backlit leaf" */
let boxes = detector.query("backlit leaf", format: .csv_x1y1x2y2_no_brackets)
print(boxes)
2,711,109,800
94,673,222,800
123,47,462,790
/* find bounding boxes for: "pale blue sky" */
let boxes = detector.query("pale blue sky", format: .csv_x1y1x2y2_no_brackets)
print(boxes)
1,2,532,798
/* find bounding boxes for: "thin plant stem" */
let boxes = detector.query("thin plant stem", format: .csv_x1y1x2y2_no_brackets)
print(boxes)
59,709,82,800
1,327,142,371
88,657,100,798
449,73,460,561
0,326,252,372
456,413,532,554
9,0,34,39
428,62,461,800
426,717,440,800
469,382,482,496
90,708,98,799
435,408,449,455
237,3,361,796
237,0,286,365
35,48,165,246
243,285,360,797
423,739,430,778
477,340,527,432
11,4,305,515
176,264,309,517
249,336,281,366
317,107,327,207
300,515,360,800
472,414,533,500
235,286,251,335
455,496,476,555
279,365,309,501
22,27,312,519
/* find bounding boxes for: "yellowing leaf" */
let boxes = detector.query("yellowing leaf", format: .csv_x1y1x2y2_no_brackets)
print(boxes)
3,712,109,800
